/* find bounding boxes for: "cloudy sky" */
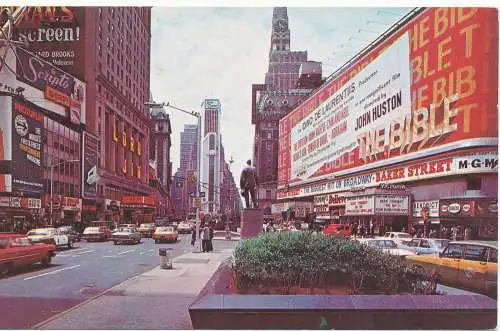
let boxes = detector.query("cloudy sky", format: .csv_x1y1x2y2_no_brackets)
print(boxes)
149,6,412,187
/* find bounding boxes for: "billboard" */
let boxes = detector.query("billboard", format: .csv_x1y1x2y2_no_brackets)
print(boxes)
82,132,99,199
16,46,85,124
278,8,498,192
11,98,44,195
12,6,86,80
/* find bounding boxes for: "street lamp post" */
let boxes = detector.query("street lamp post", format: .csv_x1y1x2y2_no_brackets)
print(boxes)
49,159,79,225
145,101,202,252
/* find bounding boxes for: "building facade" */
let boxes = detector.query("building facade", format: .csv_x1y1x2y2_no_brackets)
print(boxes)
252,7,322,219
83,7,152,224
200,99,221,215
149,105,173,218
171,124,198,220
277,8,498,239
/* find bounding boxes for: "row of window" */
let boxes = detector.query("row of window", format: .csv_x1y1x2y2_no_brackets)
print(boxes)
442,244,497,263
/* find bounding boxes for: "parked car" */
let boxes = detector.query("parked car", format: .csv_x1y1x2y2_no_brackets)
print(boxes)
57,226,81,242
81,226,111,242
399,238,450,255
27,227,74,249
357,238,416,258
152,226,178,243
380,232,412,244
324,224,352,237
0,234,56,277
406,241,497,298
112,227,142,245
138,223,156,238
176,222,192,234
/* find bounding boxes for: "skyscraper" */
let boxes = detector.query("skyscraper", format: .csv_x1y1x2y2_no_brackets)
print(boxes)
201,99,221,214
252,7,323,216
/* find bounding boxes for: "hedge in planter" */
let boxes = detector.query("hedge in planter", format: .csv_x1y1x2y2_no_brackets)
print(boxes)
232,231,436,295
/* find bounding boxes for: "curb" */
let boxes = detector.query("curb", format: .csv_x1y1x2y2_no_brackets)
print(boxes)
31,250,214,329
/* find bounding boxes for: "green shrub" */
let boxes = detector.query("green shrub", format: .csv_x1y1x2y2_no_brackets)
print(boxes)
232,232,434,294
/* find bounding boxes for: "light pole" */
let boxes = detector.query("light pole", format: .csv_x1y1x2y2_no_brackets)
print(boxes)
49,159,79,225
145,101,202,252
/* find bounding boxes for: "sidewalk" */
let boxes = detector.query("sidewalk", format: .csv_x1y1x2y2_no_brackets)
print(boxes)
34,249,234,330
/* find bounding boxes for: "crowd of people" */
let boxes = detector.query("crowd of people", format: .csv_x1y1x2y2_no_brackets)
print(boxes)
191,222,215,252
411,225,476,241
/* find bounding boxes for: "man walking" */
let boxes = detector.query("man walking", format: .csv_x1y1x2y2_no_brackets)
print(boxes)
240,159,259,209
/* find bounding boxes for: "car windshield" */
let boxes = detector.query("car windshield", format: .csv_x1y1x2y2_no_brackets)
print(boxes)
84,227,101,233
28,229,51,235
157,227,174,233
117,228,132,232
397,233,411,239
433,239,450,248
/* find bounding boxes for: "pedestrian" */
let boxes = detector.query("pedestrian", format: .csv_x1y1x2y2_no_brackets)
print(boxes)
202,223,211,252
191,226,196,246
464,226,472,240
358,223,365,238
352,223,358,239
208,224,214,252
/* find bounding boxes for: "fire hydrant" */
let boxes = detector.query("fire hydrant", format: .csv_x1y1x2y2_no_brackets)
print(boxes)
159,247,173,269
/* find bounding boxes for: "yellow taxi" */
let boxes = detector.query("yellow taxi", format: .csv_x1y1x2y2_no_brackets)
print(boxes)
152,226,178,243
406,241,497,297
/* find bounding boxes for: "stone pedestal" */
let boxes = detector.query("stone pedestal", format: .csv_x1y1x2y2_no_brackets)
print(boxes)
240,208,263,239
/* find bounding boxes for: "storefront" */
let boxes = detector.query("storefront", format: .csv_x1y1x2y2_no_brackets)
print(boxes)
344,186,411,235
0,196,42,232
121,195,155,225
313,193,345,224
105,199,121,225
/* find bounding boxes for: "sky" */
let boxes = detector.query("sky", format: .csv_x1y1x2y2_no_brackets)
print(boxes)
149,6,412,188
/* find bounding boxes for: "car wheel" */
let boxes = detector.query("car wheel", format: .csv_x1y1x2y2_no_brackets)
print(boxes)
41,254,52,267
0,263,12,278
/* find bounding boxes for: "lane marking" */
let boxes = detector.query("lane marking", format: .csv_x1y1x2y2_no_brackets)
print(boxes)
66,247,89,253
24,265,81,281
102,255,115,258
148,249,153,252
118,249,136,255
76,250,96,255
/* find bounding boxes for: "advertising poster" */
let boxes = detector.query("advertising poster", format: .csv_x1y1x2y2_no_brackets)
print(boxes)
16,47,85,124
278,8,498,194
0,95,13,193
11,98,44,194
82,132,98,199
12,6,86,80
291,34,411,180
345,196,374,216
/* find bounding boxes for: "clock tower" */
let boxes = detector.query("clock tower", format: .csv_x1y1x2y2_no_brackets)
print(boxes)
270,7,290,55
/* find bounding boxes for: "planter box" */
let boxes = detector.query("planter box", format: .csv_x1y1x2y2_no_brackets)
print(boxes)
189,260,497,329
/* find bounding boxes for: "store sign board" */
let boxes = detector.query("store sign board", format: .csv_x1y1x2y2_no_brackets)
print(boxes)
278,8,498,188
0,197,10,207
278,151,497,199
439,199,476,217
82,132,99,198
345,196,374,216
412,200,439,218
375,195,409,215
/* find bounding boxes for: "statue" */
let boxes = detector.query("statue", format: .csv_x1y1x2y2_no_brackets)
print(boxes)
240,159,259,209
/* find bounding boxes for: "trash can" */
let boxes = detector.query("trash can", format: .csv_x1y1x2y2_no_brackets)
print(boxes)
159,247,173,269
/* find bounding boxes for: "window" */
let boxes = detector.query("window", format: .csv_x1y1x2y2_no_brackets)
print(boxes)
420,240,431,248
467,177,481,190
487,248,497,263
464,245,486,261
443,244,463,258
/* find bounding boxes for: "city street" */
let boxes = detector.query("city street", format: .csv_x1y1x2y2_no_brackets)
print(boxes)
0,234,234,329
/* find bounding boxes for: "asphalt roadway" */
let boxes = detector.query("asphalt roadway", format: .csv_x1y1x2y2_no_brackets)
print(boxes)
0,234,235,329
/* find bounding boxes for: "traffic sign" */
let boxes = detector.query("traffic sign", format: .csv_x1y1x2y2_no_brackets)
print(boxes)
199,192,206,198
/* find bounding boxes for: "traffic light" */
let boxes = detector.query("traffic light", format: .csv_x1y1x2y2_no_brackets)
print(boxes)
176,181,184,188
188,175,196,184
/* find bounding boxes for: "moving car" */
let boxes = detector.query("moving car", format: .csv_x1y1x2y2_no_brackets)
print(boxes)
0,234,56,277
324,224,352,237
380,232,412,244
406,241,497,298
138,223,156,238
112,227,142,245
399,238,449,255
152,226,178,243
177,222,192,234
27,227,74,249
57,226,81,242
81,226,111,242
357,238,416,258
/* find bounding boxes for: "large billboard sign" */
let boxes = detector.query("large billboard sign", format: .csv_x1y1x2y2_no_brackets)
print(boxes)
11,7,86,80
11,98,44,195
82,132,99,199
278,8,498,193
16,46,86,124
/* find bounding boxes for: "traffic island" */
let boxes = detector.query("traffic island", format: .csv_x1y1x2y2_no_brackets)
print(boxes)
189,232,497,329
